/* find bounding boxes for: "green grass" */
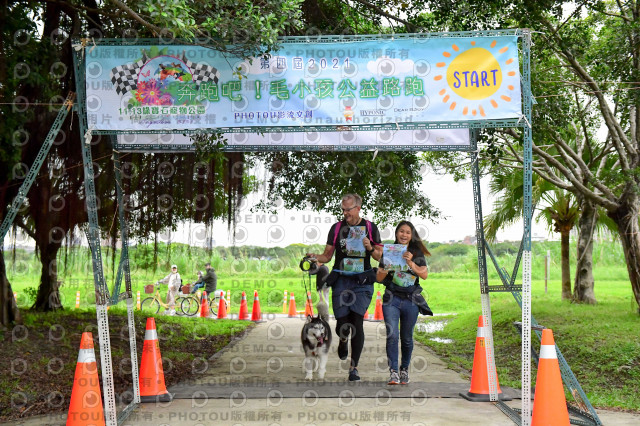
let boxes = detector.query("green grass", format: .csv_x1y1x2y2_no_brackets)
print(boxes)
5,239,640,412
415,279,640,411
7,239,635,313
0,308,252,421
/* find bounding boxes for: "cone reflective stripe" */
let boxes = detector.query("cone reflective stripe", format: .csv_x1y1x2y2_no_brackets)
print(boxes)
75,291,81,309
282,290,288,314
250,290,262,321
305,291,314,317
200,291,210,318
238,291,249,320
136,291,141,310
532,329,570,426
372,291,384,321
66,332,105,426
288,292,297,318
138,318,172,403
218,290,228,319
460,315,511,402
145,327,158,341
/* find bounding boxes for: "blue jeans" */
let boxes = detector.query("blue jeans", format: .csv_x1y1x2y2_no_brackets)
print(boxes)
382,293,419,371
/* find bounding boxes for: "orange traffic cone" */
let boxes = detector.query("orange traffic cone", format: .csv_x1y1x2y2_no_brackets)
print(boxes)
460,315,511,401
372,291,384,322
250,290,263,322
364,309,370,320
238,291,249,320
282,290,288,314
288,292,297,318
200,291,210,318
66,332,105,426
531,329,570,425
217,290,227,319
305,291,314,317
139,318,172,403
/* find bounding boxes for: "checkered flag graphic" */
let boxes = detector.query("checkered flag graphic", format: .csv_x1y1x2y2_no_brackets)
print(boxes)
110,51,149,96
182,51,220,86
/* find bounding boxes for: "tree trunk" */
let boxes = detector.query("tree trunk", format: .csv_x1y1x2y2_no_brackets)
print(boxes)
560,229,572,299
0,249,22,326
32,243,63,311
608,199,640,313
573,198,597,304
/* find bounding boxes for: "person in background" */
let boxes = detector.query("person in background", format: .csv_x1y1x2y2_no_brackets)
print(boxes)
376,220,431,385
191,262,217,297
190,270,204,293
158,264,181,315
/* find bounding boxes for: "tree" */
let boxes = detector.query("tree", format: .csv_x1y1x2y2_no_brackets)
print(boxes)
414,0,640,310
254,151,441,227
484,169,580,300
1,0,304,322
502,3,639,308
248,1,446,225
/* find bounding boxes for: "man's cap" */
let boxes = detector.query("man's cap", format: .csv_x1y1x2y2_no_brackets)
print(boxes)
171,264,177,269
205,262,211,267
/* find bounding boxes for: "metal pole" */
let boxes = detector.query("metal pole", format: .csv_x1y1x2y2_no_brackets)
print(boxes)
521,28,534,426
72,41,117,426
0,93,75,241
112,148,141,407
470,136,499,402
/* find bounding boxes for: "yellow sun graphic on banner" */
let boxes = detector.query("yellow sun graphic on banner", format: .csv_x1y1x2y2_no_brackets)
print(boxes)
433,40,517,117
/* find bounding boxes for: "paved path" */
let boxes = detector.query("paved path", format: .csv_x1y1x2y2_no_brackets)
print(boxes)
7,314,640,425
138,314,519,425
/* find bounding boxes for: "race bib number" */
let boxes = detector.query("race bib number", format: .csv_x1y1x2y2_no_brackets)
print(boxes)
392,271,417,287
343,258,364,273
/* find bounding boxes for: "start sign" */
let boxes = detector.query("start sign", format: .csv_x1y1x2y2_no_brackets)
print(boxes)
82,33,522,133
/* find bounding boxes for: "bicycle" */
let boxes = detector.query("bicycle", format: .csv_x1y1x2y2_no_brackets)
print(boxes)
180,287,224,317
140,282,194,316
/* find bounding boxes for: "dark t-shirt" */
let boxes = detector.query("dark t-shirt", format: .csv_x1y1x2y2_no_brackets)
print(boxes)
381,248,426,289
326,218,381,271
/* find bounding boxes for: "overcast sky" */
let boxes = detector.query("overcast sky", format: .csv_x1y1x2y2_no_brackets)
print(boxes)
172,170,553,248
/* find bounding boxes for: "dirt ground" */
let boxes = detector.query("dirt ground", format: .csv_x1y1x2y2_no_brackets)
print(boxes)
0,311,245,421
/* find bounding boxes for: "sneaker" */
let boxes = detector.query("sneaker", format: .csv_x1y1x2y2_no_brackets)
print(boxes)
400,368,410,384
338,338,348,360
388,370,400,385
348,367,360,381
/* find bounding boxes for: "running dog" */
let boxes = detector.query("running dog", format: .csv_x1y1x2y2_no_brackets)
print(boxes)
301,301,332,380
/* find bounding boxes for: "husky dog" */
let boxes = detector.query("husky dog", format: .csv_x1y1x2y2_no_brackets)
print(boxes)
301,301,332,380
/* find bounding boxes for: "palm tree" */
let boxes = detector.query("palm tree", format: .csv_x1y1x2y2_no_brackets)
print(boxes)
484,169,579,300
538,190,580,299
